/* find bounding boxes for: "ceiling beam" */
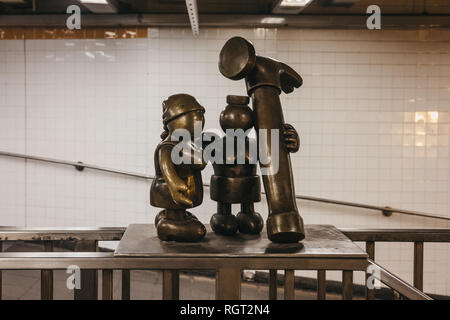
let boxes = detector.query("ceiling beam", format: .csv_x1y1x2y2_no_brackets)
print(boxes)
0,14,449,29
185,0,199,36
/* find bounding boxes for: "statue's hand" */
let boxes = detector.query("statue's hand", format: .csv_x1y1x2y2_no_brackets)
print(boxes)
170,182,193,207
282,123,300,153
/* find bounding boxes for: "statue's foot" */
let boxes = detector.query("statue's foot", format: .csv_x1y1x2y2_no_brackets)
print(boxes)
267,211,305,243
155,210,198,227
236,211,264,235
210,213,238,236
155,210,166,227
157,214,206,242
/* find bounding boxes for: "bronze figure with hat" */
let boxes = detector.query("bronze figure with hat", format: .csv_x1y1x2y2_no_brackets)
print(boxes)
150,93,207,242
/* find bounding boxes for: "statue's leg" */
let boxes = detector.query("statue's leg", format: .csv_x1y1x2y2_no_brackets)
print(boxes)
156,209,206,242
236,202,264,234
210,202,238,236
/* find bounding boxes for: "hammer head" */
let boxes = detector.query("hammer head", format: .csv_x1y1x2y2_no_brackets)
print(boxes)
278,61,303,94
219,37,302,95
219,36,256,80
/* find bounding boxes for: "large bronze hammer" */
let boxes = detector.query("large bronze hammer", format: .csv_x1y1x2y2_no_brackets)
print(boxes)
219,37,305,243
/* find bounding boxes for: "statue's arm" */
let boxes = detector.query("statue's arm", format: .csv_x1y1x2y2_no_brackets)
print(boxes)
159,146,193,207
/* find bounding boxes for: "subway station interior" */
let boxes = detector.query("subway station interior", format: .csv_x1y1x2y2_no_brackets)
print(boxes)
0,0,449,304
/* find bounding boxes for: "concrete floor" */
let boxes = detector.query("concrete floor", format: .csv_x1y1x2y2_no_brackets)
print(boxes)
1,242,347,300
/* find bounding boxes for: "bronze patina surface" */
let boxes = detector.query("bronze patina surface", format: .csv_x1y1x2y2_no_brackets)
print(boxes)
150,94,207,242
209,95,264,236
115,224,367,258
219,37,305,243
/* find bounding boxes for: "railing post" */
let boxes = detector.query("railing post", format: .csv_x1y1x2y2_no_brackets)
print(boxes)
102,269,114,300
0,241,2,300
74,240,98,300
366,241,375,300
121,270,130,300
163,270,179,300
41,241,54,300
269,269,277,300
393,291,403,300
284,269,295,300
414,241,424,291
317,270,326,300
216,268,241,300
342,270,353,300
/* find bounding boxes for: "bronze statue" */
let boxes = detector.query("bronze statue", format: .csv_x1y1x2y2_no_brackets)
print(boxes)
219,37,304,243
209,95,264,236
150,94,207,242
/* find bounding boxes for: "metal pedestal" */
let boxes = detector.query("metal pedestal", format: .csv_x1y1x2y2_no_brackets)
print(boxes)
115,224,368,300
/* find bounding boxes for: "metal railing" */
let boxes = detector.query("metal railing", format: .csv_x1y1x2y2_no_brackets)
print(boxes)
0,228,125,300
367,260,432,300
1,150,449,222
0,227,446,300
341,228,450,299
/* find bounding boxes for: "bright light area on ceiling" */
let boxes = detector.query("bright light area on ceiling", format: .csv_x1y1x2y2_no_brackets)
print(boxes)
79,0,108,4
261,17,286,24
279,0,313,7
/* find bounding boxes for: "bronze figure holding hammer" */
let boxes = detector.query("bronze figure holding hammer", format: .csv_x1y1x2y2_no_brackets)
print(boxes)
219,37,305,243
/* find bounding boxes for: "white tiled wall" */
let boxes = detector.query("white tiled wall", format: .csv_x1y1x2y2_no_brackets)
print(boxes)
0,28,449,295
0,40,26,226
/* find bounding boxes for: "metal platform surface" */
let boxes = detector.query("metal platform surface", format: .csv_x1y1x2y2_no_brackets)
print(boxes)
115,224,367,258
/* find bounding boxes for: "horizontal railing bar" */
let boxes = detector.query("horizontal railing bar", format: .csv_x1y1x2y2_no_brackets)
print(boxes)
2,226,449,243
0,251,367,259
368,260,432,300
341,229,450,242
0,253,368,270
1,150,449,222
0,151,152,180
294,195,450,221
0,227,126,241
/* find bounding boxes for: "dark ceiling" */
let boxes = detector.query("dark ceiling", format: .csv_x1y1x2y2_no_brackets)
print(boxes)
1,0,449,15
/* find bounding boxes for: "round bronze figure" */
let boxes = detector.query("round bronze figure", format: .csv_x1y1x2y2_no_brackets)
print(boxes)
150,94,207,242
210,95,264,236
219,37,305,243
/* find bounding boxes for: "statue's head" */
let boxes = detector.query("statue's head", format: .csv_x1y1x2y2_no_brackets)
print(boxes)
161,94,205,138
220,95,253,132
